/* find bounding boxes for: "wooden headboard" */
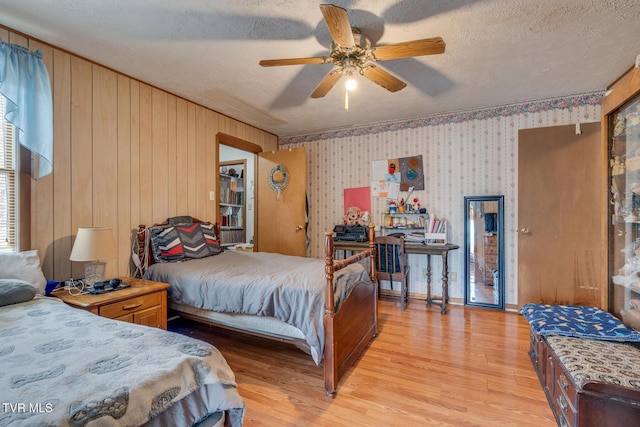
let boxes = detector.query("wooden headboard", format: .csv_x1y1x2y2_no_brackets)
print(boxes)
135,218,220,277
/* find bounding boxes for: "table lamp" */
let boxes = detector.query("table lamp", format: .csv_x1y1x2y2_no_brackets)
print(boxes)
69,227,117,287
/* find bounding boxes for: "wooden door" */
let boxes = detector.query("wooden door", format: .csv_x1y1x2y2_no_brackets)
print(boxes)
256,148,307,256
518,123,604,307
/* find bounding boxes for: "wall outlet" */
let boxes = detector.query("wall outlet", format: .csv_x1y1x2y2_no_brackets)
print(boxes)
450,272,457,282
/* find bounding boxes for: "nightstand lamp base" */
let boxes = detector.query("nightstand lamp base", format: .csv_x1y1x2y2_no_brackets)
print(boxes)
83,260,106,288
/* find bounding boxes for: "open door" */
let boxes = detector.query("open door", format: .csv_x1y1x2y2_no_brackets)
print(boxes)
518,122,604,307
257,147,307,256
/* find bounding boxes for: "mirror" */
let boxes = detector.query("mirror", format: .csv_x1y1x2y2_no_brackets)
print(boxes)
464,195,505,310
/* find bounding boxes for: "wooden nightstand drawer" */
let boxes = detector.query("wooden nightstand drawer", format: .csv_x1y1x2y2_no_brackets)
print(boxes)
100,292,161,319
53,278,170,329
113,305,163,328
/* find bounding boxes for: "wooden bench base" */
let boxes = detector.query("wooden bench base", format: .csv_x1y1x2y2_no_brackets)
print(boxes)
529,332,640,427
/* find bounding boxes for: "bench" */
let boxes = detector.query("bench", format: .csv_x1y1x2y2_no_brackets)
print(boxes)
522,304,640,426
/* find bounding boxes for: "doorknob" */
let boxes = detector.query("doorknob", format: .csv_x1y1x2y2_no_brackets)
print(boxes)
520,228,531,235
295,225,304,232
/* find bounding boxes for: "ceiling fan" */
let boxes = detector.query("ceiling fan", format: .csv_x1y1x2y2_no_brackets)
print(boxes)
259,4,446,99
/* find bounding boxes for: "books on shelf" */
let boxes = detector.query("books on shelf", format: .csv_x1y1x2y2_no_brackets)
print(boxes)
221,205,239,227
219,228,244,245
425,217,447,244
220,188,243,205
220,212,243,227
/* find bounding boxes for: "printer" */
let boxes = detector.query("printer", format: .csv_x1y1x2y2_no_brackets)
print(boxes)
332,225,369,242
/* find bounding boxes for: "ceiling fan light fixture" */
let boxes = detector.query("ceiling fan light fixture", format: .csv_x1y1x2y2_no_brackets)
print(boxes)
345,77,357,91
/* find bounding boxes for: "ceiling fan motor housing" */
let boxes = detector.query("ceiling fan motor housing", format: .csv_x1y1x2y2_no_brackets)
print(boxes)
329,28,373,73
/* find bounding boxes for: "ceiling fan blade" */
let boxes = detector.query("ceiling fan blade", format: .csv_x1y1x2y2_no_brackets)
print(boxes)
362,66,407,92
310,71,342,98
259,57,328,67
320,4,355,48
372,37,446,61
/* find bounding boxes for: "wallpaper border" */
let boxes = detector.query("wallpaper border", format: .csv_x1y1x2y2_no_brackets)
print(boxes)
280,91,604,145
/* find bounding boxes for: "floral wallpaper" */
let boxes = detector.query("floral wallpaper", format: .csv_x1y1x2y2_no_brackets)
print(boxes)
281,91,603,309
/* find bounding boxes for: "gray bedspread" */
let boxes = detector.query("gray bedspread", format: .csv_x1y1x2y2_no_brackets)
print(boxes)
144,251,371,365
0,297,245,427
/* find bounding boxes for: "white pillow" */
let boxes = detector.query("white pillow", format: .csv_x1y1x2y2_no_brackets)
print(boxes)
0,250,47,294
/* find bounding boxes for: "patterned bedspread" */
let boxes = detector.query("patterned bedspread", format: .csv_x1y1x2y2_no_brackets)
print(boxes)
521,303,640,342
0,297,245,426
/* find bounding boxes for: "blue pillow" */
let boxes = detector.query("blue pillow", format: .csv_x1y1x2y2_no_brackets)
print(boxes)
521,303,640,342
0,279,36,307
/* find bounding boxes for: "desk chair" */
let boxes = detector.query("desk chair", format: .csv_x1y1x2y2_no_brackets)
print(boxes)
374,235,409,311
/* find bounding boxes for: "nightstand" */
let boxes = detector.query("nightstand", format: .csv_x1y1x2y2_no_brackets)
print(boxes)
52,277,170,329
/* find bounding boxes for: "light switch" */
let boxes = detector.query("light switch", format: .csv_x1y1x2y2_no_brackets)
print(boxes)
209,191,215,201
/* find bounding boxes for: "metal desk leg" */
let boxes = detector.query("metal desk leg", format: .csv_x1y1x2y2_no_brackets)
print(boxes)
425,254,432,307
441,251,449,314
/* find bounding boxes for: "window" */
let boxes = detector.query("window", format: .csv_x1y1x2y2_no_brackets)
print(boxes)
0,95,17,252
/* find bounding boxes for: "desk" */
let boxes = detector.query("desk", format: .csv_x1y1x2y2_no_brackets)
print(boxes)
333,240,459,314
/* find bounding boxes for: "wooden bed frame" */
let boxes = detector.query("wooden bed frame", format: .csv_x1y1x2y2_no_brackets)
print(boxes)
136,220,378,396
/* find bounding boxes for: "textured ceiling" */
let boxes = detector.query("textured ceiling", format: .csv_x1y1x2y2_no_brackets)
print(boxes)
1,0,639,138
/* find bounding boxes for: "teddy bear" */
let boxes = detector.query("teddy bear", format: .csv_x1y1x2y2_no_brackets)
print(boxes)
343,206,361,226
357,211,371,226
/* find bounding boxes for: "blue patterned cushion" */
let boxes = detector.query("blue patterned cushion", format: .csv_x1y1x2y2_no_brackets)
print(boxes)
521,303,640,342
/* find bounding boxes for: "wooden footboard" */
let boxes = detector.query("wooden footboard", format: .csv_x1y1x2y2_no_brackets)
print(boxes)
323,225,377,396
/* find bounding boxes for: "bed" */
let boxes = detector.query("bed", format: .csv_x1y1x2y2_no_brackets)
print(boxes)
136,218,378,396
0,250,245,427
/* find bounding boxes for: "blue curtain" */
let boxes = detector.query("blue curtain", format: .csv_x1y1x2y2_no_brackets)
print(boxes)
0,40,53,178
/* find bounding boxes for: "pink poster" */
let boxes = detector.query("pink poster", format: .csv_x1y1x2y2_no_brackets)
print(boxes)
344,187,371,214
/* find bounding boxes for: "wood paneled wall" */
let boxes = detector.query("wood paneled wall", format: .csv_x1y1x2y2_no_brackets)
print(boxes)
0,26,278,281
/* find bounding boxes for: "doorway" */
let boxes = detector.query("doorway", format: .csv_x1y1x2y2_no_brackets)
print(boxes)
217,133,261,249
216,134,307,255
219,151,253,246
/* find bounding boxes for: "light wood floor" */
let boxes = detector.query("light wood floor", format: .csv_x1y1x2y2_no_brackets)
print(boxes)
168,297,556,426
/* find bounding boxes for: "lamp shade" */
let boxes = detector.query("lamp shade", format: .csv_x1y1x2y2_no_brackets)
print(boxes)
69,227,117,262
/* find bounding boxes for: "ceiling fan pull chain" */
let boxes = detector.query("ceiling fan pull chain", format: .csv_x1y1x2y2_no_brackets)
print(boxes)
345,90,349,111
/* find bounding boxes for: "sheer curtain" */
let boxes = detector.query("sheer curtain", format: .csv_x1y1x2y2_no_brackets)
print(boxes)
0,39,53,178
